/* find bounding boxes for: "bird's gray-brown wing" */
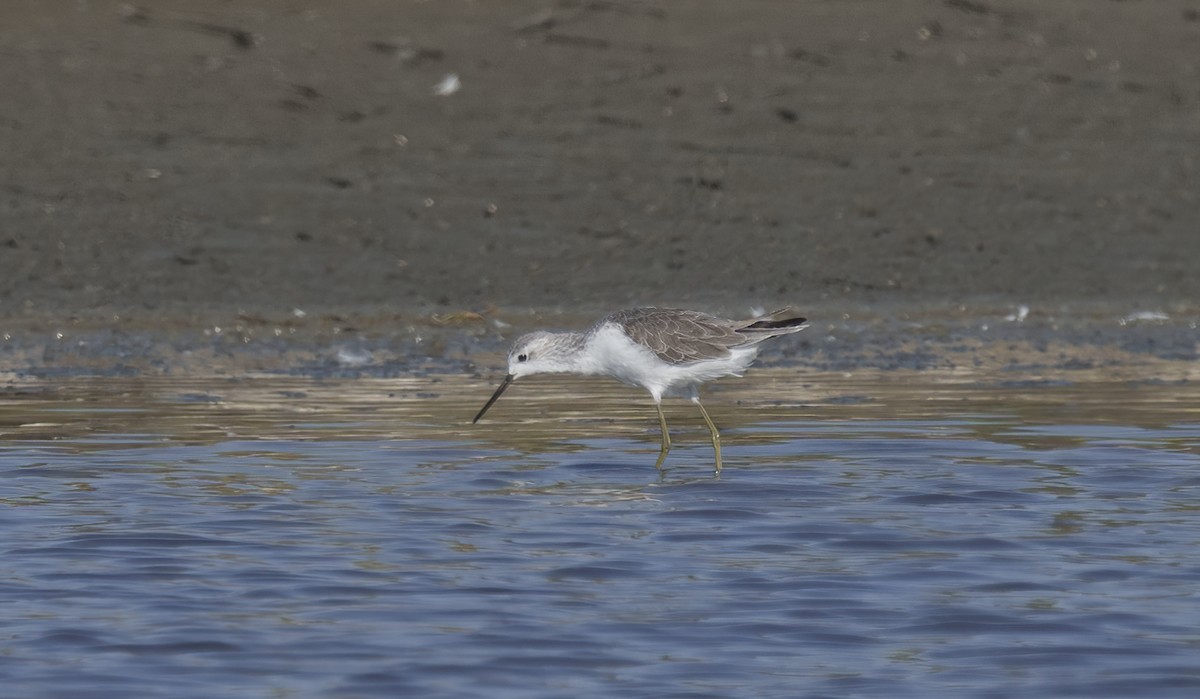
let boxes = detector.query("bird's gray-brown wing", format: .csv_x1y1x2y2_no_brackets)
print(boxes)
603,308,745,364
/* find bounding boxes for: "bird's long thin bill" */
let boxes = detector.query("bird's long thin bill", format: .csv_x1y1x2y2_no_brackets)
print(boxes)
473,374,514,423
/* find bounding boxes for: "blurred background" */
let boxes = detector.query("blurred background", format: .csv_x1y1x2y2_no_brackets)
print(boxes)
2,0,1198,323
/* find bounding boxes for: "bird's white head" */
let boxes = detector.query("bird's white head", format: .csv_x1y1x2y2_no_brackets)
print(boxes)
505,331,581,378
473,331,585,423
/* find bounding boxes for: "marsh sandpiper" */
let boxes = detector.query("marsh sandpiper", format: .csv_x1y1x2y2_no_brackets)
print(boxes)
473,307,809,473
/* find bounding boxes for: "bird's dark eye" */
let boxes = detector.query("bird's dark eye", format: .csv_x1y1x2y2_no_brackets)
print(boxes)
517,353,528,362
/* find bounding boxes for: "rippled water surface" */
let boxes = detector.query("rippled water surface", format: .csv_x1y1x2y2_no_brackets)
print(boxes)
2,372,1198,698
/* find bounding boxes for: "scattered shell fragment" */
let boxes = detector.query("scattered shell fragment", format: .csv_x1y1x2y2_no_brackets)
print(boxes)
433,73,461,96
1120,311,1169,324
1005,305,1030,322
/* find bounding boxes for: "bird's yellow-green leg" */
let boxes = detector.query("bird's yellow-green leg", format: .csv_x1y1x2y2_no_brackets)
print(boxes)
693,398,722,474
653,401,672,470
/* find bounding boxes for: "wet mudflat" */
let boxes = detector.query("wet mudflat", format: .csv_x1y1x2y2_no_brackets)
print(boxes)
2,371,1197,698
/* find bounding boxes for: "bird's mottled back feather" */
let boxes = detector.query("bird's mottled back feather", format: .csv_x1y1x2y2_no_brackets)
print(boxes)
598,307,807,365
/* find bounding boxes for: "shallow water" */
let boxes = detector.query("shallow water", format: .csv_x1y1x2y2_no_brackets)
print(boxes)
2,372,1199,698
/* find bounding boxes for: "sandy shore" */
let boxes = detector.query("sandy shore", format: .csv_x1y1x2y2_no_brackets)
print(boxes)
0,1,1196,376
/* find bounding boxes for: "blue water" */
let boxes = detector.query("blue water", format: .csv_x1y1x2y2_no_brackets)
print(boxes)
2,377,1198,698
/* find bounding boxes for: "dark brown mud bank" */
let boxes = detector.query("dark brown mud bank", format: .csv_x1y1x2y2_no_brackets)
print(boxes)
1,1,1197,347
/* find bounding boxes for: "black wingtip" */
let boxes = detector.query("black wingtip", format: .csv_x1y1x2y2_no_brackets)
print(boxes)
745,316,807,330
